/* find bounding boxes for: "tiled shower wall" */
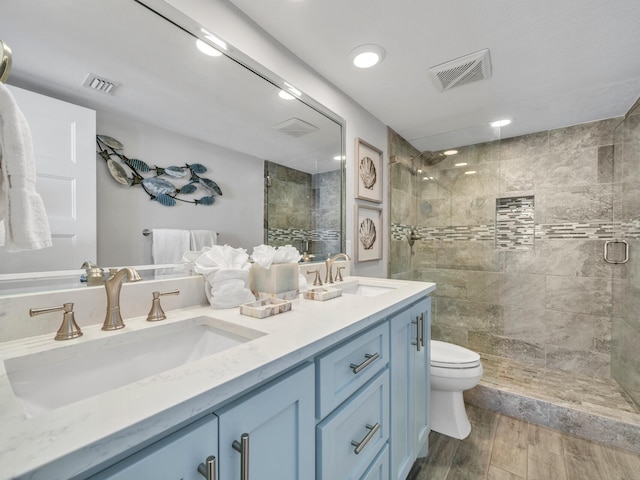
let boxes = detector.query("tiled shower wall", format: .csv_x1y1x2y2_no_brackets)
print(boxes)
389,118,640,380
611,104,640,406
265,161,341,258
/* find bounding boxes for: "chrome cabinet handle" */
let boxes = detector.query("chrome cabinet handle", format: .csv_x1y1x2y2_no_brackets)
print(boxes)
350,352,380,374
351,423,380,454
411,317,421,352
232,433,250,480
197,455,216,480
420,312,425,348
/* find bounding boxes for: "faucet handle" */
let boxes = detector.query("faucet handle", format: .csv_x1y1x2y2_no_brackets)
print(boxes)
146,290,180,322
306,269,323,286
336,266,346,282
30,303,83,341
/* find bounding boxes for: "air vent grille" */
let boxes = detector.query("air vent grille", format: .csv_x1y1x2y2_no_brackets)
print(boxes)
429,49,491,92
82,73,121,95
272,118,318,137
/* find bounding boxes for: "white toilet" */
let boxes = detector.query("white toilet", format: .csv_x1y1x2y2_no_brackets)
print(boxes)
430,340,483,440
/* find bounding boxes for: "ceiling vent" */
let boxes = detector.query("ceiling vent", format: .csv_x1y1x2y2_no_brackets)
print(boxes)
272,118,318,137
82,73,121,95
428,49,491,92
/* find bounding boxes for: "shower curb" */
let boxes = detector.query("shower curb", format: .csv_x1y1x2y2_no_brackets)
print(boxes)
464,382,640,455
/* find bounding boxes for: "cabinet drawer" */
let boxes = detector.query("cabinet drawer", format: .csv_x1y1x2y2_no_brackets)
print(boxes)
89,414,218,480
317,369,389,480
361,443,390,480
316,321,389,418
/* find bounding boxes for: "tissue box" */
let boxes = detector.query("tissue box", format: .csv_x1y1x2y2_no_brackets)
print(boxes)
249,263,299,299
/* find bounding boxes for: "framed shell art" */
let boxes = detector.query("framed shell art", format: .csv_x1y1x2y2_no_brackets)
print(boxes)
355,138,383,203
355,205,382,262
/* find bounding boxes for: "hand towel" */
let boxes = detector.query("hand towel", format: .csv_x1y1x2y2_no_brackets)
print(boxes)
0,83,52,251
151,228,191,264
190,229,217,250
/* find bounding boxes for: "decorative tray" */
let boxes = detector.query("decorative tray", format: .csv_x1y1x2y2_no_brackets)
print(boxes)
302,286,342,302
239,298,292,318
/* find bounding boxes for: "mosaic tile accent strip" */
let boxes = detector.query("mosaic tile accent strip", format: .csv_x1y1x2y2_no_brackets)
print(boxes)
496,196,535,250
390,220,640,243
268,228,341,243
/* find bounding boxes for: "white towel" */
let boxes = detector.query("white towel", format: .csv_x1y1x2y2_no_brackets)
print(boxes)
190,229,217,250
0,83,52,251
151,228,190,264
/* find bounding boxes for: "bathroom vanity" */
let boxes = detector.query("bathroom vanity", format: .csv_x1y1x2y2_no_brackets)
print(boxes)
0,276,435,480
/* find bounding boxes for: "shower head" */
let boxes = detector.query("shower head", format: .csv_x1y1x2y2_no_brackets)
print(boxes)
410,150,447,167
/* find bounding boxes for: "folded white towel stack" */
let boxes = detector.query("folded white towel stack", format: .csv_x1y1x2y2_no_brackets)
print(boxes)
0,83,52,251
190,229,217,250
193,245,255,309
151,228,191,264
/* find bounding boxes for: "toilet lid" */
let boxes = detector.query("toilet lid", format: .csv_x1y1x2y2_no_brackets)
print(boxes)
431,340,481,368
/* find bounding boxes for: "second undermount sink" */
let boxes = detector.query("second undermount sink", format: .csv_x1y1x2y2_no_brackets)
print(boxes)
340,279,403,297
4,316,265,417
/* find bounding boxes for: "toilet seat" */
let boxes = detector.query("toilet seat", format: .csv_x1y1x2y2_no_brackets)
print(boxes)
431,340,481,369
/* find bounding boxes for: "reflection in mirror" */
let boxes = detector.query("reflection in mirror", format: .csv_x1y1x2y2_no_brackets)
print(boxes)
0,0,345,292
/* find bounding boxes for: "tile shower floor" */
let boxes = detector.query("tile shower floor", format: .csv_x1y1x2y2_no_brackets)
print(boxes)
464,354,640,454
477,354,640,424
412,404,640,480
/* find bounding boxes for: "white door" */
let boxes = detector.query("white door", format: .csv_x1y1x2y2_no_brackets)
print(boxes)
0,85,96,273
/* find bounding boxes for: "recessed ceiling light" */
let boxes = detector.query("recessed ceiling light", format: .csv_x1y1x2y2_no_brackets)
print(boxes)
196,39,222,57
279,90,295,100
464,170,477,175
490,119,511,127
455,162,468,167
349,44,386,68
444,150,458,156
200,30,227,51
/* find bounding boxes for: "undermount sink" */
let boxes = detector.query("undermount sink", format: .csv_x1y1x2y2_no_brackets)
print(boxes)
4,316,265,417
340,279,402,297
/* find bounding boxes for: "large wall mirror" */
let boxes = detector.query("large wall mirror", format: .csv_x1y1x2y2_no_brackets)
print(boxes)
0,0,345,292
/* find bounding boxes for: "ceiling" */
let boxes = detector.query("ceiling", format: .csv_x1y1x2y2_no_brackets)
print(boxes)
228,0,640,151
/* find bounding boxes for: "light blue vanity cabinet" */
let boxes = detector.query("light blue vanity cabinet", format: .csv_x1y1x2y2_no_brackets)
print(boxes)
88,414,219,480
216,362,315,480
390,297,431,480
315,322,391,479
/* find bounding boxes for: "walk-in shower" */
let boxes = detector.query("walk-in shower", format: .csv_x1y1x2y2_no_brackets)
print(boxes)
388,100,640,452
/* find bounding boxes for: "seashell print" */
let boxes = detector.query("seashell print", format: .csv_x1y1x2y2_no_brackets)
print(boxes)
359,156,377,190
359,217,377,250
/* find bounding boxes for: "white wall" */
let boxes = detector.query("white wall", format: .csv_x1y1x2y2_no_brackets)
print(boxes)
163,0,389,277
96,111,264,266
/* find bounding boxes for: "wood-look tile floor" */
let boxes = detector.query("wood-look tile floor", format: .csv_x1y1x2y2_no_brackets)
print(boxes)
412,405,640,480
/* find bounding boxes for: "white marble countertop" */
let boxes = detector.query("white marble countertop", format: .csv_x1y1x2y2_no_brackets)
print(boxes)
0,276,435,480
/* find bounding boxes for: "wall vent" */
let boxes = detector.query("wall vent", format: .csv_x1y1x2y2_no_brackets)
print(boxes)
82,73,121,95
428,49,491,92
272,118,318,137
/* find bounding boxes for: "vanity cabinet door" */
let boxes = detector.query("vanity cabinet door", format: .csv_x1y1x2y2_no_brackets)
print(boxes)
389,297,431,480
88,413,218,480
216,362,315,480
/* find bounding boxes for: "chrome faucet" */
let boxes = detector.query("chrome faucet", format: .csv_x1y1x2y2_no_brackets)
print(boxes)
102,267,142,330
325,253,350,284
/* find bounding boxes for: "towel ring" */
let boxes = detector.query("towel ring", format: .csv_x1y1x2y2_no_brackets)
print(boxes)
0,40,12,84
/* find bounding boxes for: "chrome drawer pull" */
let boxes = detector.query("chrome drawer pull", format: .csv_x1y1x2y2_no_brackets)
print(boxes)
197,455,217,480
232,433,250,480
420,312,425,347
350,352,380,374
350,423,380,454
